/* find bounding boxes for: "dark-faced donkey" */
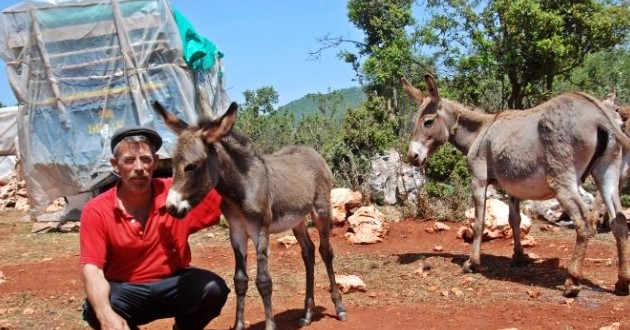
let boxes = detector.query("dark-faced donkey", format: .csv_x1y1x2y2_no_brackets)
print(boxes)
402,74,630,298
153,102,347,330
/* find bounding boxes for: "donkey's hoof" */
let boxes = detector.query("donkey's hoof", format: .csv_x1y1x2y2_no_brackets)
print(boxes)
614,280,630,296
462,259,482,273
510,254,534,268
337,311,348,322
298,317,311,328
563,281,581,298
232,323,245,330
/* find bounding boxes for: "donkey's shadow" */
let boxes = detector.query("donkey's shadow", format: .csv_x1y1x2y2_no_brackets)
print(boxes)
397,251,609,294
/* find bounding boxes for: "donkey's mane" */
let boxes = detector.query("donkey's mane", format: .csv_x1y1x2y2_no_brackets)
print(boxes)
443,99,494,124
217,130,258,174
225,130,253,148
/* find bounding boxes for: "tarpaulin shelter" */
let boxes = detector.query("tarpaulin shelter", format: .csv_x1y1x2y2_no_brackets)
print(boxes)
0,0,229,217
0,105,18,184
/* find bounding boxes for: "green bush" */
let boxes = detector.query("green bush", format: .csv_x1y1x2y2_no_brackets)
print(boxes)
425,143,470,183
416,143,472,221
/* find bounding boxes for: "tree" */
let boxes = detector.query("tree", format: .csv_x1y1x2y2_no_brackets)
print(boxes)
323,94,399,189
241,86,279,116
420,0,630,109
554,46,630,104
235,86,295,154
312,0,417,115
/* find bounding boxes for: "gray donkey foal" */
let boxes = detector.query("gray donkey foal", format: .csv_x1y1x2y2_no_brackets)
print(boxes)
153,102,347,330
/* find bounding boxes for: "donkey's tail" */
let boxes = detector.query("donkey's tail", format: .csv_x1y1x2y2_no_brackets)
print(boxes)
575,92,630,151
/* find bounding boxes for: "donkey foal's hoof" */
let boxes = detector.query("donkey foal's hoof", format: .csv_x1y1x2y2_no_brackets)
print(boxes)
563,283,581,298
614,280,630,296
510,254,535,268
299,317,311,327
338,311,348,322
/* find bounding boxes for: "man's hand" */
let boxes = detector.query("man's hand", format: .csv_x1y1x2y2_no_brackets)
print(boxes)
82,263,131,330
98,309,130,330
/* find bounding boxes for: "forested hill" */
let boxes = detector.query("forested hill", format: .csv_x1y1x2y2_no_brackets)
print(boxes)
279,86,367,119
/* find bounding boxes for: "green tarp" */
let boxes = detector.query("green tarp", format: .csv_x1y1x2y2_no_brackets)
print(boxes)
173,7,223,71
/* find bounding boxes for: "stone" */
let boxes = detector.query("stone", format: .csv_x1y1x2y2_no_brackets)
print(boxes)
345,205,389,244
335,274,367,294
461,199,531,241
330,188,362,224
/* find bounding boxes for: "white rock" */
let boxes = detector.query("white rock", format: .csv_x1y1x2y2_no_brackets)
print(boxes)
335,274,367,294
462,198,531,240
330,188,362,224
345,205,389,244
277,235,298,248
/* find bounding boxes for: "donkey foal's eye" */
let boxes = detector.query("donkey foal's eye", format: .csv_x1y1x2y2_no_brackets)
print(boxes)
184,163,197,172
423,118,434,128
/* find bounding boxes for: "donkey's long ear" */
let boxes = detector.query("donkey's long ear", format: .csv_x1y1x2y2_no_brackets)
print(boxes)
424,74,441,103
200,102,238,144
152,101,189,135
607,89,617,102
401,77,424,105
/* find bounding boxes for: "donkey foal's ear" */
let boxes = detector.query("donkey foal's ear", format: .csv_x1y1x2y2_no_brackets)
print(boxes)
152,101,189,135
200,102,238,144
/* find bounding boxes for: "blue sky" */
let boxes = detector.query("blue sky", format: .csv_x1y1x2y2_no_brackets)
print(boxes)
0,1,364,107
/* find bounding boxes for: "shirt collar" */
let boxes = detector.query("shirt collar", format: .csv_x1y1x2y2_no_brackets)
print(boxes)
153,178,168,210
111,178,169,213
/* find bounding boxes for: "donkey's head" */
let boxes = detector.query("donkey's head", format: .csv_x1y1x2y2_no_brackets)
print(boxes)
152,101,238,218
402,74,449,167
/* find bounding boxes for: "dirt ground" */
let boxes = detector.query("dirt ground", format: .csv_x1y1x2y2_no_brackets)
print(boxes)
2,208,630,330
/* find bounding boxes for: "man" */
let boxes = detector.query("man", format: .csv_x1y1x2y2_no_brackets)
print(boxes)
79,126,229,330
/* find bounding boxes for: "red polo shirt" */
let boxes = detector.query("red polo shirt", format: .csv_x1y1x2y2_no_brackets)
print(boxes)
79,178,222,283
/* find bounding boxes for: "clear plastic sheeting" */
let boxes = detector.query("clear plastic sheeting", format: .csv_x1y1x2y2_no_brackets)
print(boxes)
0,106,17,156
0,0,229,216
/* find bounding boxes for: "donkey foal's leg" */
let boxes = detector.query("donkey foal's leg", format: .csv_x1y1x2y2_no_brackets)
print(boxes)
230,240,249,330
311,210,347,321
254,228,277,330
292,222,316,327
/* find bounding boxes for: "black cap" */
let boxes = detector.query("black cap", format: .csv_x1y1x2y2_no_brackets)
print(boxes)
110,126,163,153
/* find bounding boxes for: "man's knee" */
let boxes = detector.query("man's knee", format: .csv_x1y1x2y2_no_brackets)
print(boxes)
202,273,230,314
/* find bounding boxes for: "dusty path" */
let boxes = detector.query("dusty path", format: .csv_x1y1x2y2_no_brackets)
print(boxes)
1,210,629,329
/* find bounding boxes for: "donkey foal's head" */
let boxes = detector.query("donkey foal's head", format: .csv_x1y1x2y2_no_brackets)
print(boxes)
152,101,238,218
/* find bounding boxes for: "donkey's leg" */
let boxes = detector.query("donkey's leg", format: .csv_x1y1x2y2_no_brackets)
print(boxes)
611,211,630,295
463,177,489,273
252,226,277,330
292,221,317,326
507,196,529,267
554,188,592,297
592,157,630,295
229,225,250,330
310,208,347,322
592,191,609,232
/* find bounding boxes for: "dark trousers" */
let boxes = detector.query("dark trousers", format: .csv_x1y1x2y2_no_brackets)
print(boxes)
82,267,230,330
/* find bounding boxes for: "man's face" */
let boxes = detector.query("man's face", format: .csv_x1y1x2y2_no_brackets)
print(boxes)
111,141,158,194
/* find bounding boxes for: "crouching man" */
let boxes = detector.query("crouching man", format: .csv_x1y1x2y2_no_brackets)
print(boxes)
79,126,229,330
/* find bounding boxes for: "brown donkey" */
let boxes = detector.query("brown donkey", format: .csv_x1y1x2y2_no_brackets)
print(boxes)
402,74,630,297
152,102,347,330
